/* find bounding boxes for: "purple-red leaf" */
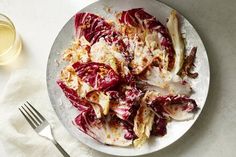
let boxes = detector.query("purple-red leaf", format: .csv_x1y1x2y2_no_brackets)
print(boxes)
72,62,120,90
119,8,175,70
57,80,92,111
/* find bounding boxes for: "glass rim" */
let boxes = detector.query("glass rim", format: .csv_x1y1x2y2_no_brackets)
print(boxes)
0,13,16,30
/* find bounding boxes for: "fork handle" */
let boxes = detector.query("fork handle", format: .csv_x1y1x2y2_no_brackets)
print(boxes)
52,140,70,157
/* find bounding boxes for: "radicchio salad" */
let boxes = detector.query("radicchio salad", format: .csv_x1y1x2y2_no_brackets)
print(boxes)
57,8,199,147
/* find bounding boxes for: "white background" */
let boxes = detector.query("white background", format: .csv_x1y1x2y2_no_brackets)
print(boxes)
0,0,236,156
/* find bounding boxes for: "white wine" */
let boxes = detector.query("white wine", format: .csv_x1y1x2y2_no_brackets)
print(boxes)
0,14,22,65
0,21,15,52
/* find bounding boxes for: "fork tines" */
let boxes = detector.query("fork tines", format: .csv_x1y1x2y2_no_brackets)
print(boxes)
19,101,45,129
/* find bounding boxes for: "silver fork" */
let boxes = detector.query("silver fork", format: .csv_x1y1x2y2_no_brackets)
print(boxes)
19,101,70,157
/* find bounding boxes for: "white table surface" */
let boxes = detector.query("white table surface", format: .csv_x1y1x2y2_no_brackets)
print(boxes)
0,0,236,156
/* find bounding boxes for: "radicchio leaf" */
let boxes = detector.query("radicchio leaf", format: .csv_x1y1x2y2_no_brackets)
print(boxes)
86,90,110,116
57,80,92,111
151,116,167,136
166,10,185,74
72,62,119,90
75,12,128,56
110,85,142,120
133,100,154,147
119,8,175,71
149,95,198,121
178,47,198,78
74,112,134,146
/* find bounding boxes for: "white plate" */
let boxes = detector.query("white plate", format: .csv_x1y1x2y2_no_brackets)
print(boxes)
46,0,210,156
